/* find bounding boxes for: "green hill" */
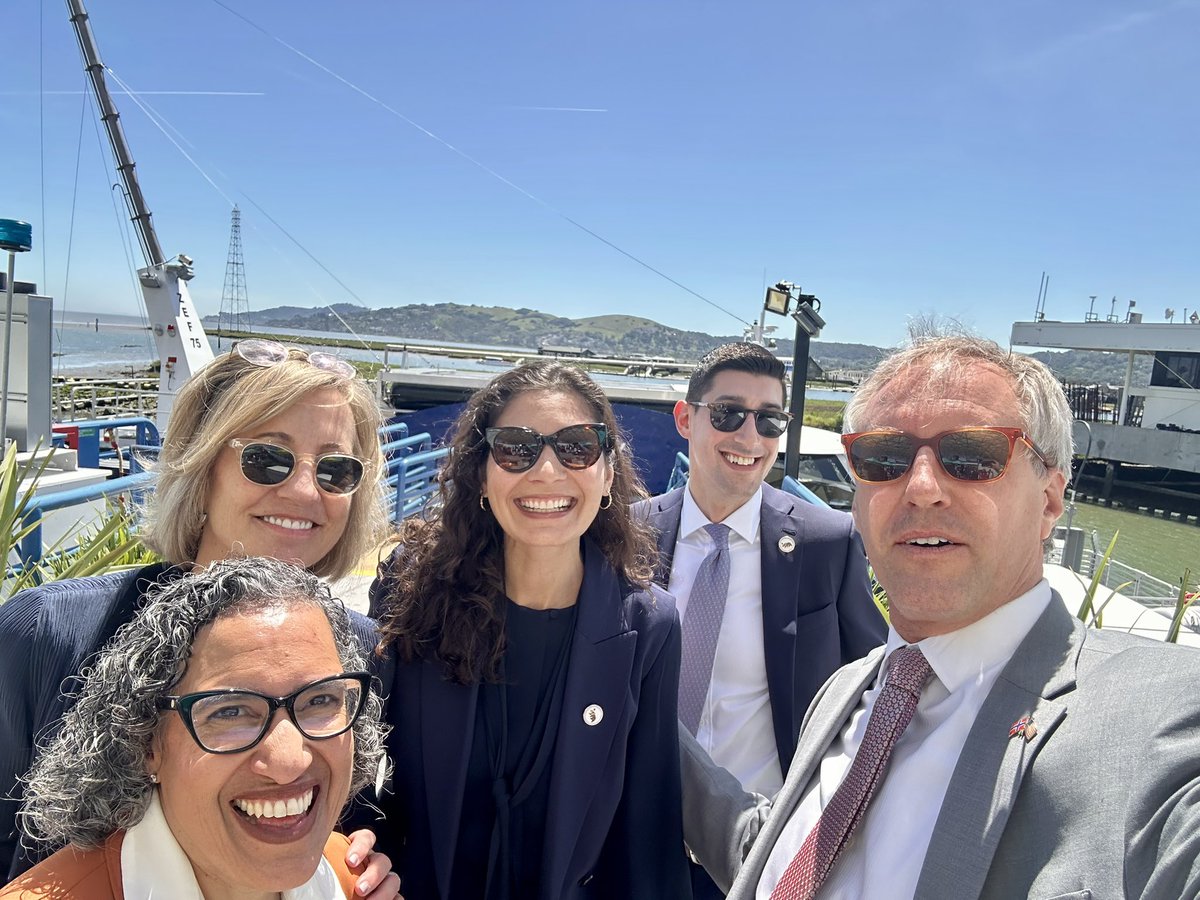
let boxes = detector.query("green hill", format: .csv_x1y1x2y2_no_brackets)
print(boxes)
204,302,1149,384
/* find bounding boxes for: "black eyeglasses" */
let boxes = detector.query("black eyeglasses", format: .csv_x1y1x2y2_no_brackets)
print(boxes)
229,439,367,496
157,672,371,754
840,426,1052,484
234,339,356,380
691,401,793,438
484,423,612,473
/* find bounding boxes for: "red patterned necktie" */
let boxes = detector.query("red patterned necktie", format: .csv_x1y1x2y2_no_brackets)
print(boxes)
769,645,933,900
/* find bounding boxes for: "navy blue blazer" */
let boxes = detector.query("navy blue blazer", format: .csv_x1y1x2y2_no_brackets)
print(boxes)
634,483,885,769
0,563,380,882
364,538,690,900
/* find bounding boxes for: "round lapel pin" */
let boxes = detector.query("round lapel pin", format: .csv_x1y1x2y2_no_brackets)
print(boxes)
583,704,604,726
778,535,796,554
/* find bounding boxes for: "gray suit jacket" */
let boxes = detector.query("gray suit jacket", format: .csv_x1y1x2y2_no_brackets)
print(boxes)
683,596,1200,899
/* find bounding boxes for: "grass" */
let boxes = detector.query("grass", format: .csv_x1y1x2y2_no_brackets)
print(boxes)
801,399,847,431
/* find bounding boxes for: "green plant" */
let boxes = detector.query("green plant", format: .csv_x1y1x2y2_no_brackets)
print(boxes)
1165,569,1198,644
2,442,153,601
868,567,890,623
1074,530,1131,628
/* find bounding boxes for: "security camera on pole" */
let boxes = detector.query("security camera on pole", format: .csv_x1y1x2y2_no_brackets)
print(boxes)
762,282,826,480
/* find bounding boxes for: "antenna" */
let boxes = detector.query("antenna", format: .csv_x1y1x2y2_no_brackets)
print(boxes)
1034,272,1048,320
1107,296,1119,323
219,206,250,342
1165,308,1175,322
1085,295,1099,322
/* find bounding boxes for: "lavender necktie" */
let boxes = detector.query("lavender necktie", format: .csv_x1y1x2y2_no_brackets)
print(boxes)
678,523,731,735
769,645,933,900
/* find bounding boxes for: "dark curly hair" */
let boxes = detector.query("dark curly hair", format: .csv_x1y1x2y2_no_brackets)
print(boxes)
375,361,657,684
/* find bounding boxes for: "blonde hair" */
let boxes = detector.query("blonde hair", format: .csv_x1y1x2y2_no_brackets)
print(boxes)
139,347,387,577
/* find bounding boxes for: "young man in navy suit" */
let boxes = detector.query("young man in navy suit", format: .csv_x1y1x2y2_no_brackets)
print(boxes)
633,342,886,898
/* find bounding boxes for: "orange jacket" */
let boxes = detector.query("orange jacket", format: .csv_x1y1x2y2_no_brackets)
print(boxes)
0,831,359,899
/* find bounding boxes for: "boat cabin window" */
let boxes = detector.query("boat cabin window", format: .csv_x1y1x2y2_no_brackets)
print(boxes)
1151,352,1200,390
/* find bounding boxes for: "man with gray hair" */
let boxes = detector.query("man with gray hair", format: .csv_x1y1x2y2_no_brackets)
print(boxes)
683,335,1200,899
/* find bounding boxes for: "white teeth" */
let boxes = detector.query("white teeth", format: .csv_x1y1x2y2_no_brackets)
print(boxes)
234,787,314,819
908,537,952,546
518,497,572,511
723,452,756,467
262,516,314,531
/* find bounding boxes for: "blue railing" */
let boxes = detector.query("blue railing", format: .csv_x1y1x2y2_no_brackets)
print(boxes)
11,420,449,575
17,472,155,570
666,453,690,491
664,453,829,508
379,421,451,522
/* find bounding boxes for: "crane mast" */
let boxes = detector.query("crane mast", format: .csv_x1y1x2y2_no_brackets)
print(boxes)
65,0,215,428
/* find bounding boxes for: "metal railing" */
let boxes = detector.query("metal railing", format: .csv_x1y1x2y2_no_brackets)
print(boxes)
54,379,160,421
1046,540,1179,608
17,472,155,569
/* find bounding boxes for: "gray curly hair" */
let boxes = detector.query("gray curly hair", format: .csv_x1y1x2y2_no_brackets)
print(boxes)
18,557,387,851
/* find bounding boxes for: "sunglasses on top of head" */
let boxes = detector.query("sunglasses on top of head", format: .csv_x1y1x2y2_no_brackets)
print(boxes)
691,401,793,438
839,426,1052,485
484,423,612,473
233,338,356,380
229,439,368,495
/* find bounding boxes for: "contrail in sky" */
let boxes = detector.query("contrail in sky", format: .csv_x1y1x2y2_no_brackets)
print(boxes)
507,105,608,112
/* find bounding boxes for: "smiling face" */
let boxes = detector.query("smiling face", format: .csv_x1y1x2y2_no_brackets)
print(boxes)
194,388,357,571
482,389,614,557
851,362,1066,642
148,604,354,897
674,370,786,522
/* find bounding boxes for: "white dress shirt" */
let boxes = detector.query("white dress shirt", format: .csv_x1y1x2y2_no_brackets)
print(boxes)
670,484,784,796
756,580,1053,900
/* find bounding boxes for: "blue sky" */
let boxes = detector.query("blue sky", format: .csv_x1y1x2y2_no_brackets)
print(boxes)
4,0,1197,348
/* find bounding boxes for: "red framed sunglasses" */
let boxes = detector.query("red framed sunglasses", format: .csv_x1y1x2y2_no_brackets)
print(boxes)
840,426,1051,484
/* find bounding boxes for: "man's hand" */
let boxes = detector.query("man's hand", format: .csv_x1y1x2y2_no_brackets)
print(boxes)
345,828,403,899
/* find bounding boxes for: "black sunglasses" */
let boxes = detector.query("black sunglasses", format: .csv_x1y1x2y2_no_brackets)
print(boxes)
229,439,367,496
840,427,1052,484
691,401,793,438
157,672,371,754
484,423,612,473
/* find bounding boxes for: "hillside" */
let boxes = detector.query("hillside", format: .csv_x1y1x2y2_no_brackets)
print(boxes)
205,303,1150,384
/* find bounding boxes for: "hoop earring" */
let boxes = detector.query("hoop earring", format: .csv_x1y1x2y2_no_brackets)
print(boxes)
599,494,612,510
480,493,489,511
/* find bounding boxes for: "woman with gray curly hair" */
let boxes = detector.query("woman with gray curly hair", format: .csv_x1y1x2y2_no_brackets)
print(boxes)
0,340,392,886
1,556,396,900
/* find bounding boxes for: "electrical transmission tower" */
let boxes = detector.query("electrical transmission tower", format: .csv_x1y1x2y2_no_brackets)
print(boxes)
219,205,250,333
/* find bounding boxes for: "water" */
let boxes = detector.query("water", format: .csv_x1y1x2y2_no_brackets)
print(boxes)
1060,496,1199,588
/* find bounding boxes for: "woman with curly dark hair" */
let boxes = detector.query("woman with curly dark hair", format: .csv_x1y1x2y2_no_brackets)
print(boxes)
367,361,689,900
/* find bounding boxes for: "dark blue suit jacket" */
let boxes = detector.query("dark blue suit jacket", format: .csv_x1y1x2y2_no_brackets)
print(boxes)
0,563,380,882
363,538,690,900
634,484,885,770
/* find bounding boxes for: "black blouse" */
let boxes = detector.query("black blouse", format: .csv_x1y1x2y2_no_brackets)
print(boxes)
450,599,576,900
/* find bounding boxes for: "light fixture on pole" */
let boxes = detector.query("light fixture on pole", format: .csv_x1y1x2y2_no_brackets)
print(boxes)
762,281,826,480
0,219,34,449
